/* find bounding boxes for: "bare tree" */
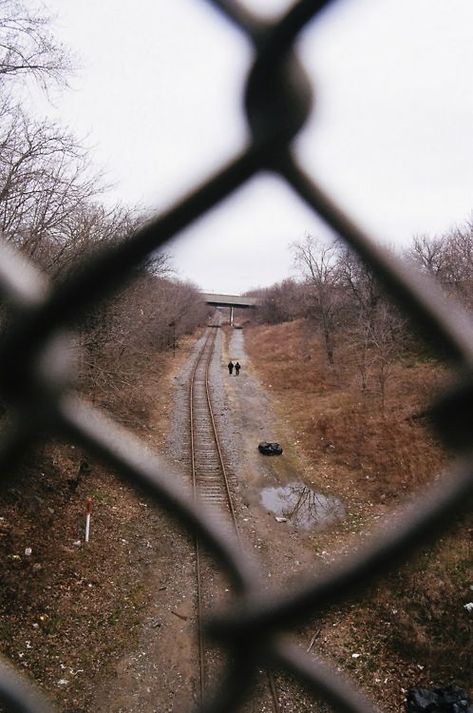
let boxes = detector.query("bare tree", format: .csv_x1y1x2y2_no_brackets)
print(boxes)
442,223,473,308
408,222,473,311
336,248,387,393
408,233,448,279
0,0,69,88
293,235,340,365
0,107,103,271
336,248,380,326
247,278,305,325
367,303,404,413
76,263,209,422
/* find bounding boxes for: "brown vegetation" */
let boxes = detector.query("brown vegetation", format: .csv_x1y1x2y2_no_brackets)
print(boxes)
0,1,472,707
246,319,447,500
245,316,472,705
0,337,195,711
0,5,210,708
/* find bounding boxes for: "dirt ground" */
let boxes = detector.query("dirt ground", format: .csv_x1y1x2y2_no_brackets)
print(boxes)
90,321,408,713
91,323,330,713
2,320,466,713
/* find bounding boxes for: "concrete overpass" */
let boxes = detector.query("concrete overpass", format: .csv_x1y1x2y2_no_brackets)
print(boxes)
201,292,260,325
201,293,260,308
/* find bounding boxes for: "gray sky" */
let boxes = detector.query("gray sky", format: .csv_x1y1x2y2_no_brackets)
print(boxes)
39,0,473,293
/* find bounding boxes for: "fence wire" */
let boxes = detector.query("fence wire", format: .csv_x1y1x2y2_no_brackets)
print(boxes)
0,1,472,712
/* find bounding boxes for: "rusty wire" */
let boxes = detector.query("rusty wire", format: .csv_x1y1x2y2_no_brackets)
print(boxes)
0,1,472,712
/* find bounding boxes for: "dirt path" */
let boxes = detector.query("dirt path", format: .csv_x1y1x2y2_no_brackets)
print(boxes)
92,325,333,713
222,327,327,585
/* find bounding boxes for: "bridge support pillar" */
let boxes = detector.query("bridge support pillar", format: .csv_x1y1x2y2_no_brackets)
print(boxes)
230,306,234,326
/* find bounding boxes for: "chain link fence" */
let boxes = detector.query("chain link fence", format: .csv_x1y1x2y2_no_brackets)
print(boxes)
0,1,472,711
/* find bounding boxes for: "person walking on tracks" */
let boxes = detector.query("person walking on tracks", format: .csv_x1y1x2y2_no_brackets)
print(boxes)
234,361,241,376
228,360,234,375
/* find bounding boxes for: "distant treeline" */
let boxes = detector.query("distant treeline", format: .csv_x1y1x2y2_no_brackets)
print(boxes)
247,225,473,364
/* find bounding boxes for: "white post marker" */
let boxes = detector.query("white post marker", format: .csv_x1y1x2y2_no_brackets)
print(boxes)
85,497,93,543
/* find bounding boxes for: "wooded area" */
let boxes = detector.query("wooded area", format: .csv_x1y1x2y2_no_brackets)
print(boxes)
242,227,473,701
0,0,209,423
0,6,211,707
247,226,473,411
0,2,471,710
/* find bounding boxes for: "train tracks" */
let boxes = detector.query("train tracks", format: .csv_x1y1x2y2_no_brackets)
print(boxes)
189,325,280,712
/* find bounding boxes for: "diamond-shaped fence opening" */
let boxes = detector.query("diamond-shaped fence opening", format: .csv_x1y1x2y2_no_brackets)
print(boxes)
0,2,472,712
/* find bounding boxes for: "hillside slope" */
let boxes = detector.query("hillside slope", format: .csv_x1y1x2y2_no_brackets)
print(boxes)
245,318,472,707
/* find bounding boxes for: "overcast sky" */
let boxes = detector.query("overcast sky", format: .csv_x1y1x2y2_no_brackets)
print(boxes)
39,0,473,294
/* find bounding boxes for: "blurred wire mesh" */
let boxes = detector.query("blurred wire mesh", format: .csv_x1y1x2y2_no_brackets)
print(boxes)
0,1,472,712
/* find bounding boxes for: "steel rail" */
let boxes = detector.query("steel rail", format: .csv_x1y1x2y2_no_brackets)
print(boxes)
189,325,281,713
189,328,217,707
204,335,241,539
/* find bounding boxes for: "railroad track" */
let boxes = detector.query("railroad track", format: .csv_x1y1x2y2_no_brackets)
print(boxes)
189,324,281,712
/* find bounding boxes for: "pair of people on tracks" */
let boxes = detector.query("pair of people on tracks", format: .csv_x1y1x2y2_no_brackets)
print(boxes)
227,361,241,376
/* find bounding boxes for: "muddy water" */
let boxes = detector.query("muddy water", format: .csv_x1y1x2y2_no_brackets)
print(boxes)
225,326,346,533
260,482,345,530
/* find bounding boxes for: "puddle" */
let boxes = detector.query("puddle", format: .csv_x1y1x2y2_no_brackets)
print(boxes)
260,482,345,530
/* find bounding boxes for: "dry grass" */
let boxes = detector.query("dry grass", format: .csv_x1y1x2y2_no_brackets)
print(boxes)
0,338,195,711
246,319,449,502
245,318,473,705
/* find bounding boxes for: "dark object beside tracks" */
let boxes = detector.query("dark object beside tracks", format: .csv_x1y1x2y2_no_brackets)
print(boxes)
406,685,473,713
258,442,283,456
